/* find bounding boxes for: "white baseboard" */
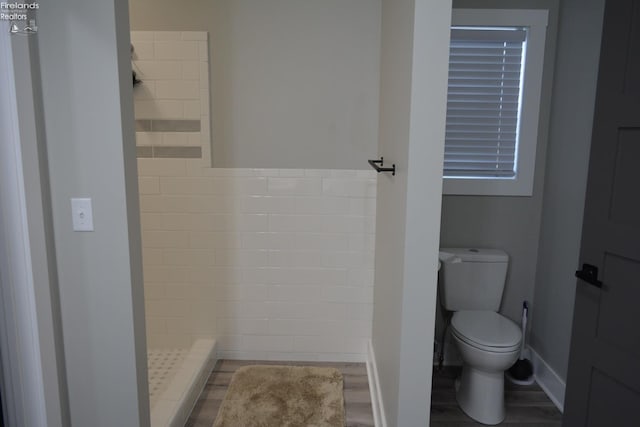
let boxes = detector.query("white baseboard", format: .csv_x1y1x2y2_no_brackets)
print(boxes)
366,340,387,427
530,347,565,412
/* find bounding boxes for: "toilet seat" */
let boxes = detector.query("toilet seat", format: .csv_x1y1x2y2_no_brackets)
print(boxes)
451,311,521,353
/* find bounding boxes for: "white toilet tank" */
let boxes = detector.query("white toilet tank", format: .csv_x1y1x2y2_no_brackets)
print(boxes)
439,248,509,311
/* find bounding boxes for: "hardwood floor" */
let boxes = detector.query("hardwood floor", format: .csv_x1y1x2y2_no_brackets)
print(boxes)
430,366,563,426
185,359,375,427
186,361,562,426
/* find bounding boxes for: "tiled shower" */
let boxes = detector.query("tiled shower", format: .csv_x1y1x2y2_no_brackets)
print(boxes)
132,30,377,426
132,30,217,426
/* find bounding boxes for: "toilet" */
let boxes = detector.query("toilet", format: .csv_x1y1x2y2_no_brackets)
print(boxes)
439,248,522,425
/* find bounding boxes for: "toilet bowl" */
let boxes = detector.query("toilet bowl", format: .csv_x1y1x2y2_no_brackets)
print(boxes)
450,310,522,425
438,248,523,425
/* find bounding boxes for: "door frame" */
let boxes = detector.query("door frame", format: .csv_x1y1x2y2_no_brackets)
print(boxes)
0,29,69,427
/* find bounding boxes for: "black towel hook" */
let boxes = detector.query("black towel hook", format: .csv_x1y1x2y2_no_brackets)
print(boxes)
368,157,396,176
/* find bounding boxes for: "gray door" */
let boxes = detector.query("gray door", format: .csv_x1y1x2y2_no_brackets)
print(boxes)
563,0,640,426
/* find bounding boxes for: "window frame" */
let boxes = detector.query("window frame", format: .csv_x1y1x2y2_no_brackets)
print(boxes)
443,9,548,197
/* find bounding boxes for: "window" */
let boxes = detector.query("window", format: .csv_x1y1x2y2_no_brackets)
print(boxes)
443,9,548,196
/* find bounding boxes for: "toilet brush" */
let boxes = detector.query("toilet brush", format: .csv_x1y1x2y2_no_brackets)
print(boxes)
506,301,534,385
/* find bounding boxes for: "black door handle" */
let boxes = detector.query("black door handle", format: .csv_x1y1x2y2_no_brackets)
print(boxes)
575,263,603,288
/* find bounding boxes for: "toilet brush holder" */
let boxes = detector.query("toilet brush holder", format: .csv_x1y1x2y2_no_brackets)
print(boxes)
506,301,534,385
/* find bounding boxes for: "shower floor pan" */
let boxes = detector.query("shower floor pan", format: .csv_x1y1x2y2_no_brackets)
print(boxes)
148,338,216,427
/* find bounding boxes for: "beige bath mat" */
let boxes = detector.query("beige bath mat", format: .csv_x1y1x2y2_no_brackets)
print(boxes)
213,365,345,427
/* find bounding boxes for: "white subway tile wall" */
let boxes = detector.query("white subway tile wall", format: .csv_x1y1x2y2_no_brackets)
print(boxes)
138,160,377,362
131,31,211,164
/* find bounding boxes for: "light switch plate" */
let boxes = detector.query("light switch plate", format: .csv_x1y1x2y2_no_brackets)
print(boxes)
71,198,94,231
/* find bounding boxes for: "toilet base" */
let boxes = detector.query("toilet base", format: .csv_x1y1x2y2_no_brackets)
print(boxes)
455,365,506,425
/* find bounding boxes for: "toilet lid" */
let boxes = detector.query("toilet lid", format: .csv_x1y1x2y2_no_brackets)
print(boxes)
451,311,521,348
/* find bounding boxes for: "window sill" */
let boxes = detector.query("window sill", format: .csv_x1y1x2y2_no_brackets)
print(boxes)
443,177,533,196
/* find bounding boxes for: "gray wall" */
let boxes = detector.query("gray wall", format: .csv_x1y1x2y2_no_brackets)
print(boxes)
530,0,606,382
440,0,560,325
37,0,150,425
372,0,451,424
129,0,381,169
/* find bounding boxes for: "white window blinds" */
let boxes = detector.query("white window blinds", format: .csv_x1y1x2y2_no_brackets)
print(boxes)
444,27,527,178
